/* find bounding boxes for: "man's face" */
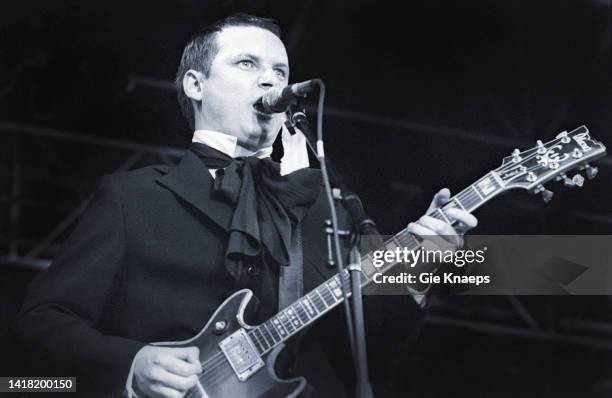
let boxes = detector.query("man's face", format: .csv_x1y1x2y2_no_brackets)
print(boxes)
197,26,289,153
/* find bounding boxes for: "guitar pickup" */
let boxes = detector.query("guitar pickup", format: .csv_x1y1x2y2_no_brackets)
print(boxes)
219,329,265,381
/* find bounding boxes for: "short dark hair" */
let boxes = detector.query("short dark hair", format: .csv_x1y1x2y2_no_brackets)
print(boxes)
175,13,282,130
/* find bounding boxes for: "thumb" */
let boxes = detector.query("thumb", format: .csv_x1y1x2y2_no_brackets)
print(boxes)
174,346,200,363
427,188,450,213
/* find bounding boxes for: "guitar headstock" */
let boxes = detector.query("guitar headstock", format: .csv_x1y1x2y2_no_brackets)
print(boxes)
494,126,606,201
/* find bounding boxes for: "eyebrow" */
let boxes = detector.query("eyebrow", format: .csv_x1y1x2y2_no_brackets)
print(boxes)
234,53,289,70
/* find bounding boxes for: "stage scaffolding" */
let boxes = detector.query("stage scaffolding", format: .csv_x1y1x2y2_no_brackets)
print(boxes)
2,77,612,360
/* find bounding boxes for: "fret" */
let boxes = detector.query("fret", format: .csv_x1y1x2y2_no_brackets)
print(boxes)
319,285,336,306
260,323,276,346
301,296,318,317
385,239,399,252
407,233,420,249
250,329,266,352
362,255,375,271
443,199,458,211
254,328,270,351
294,301,310,323
334,274,345,289
255,163,524,343
327,278,343,300
264,321,281,342
429,209,442,221
453,196,467,211
394,234,409,249
310,290,328,312
474,174,500,198
252,339,264,354
278,311,295,333
470,184,484,200
272,316,288,338
395,231,418,250
286,306,302,329
339,269,351,285
490,171,505,187
435,208,451,224
457,190,479,212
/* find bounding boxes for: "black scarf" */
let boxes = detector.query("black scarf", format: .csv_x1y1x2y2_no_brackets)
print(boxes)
190,142,322,279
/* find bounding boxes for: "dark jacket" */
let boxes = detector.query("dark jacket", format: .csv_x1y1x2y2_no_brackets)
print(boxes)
14,150,424,397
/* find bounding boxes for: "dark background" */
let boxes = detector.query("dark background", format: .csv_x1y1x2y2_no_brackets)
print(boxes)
1,0,611,397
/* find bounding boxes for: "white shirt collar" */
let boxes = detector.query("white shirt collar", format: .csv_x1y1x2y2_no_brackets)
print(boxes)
192,130,273,159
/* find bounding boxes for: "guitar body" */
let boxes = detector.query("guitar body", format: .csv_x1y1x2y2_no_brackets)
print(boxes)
153,289,307,398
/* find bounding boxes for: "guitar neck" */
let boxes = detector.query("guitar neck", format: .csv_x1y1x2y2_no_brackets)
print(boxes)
247,125,606,354
245,171,506,355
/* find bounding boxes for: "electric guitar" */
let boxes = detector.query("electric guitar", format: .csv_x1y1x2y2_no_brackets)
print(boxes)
153,126,606,398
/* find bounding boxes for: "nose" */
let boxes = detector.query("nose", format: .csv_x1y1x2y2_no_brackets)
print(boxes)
257,68,279,89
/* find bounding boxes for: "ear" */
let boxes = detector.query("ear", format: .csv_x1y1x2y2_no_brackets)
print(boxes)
182,69,205,101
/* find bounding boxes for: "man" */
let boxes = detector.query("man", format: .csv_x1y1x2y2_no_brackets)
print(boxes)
15,13,477,398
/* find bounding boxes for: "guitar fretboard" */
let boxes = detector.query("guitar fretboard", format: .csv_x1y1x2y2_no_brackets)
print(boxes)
247,171,505,355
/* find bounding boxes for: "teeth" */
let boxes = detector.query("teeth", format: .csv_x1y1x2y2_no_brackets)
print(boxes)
253,101,265,113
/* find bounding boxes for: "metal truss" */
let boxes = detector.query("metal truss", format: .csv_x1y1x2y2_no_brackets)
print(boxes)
0,122,184,269
426,295,612,353
2,76,611,353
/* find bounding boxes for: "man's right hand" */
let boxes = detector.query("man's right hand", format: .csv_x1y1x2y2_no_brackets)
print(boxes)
133,345,202,398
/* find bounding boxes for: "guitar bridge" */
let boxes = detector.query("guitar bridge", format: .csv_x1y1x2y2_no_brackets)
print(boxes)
219,329,265,381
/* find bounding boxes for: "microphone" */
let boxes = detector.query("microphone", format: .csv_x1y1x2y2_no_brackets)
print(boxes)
259,79,317,114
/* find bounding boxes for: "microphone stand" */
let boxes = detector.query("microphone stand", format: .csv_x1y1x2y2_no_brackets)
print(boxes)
286,106,375,398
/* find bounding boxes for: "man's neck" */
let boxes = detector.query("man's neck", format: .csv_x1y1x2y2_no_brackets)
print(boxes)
192,130,273,159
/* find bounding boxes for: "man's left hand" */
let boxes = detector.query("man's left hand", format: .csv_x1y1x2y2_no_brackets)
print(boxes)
407,188,478,250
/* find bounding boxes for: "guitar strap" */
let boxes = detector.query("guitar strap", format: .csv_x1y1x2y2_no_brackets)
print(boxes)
278,223,303,310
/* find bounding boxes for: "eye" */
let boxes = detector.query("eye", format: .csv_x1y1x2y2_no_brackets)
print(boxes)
275,69,287,79
237,60,256,70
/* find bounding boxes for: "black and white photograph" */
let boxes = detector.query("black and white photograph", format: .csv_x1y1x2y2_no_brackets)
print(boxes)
1,1,611,397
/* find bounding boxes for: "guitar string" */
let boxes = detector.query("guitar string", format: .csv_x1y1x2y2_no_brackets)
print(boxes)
199,362,234,388
196,153,566,378
196,281,344,372
199,291,342,374
444,148,565,212
198,304,327,370
372,143,579,261
192,146,587,393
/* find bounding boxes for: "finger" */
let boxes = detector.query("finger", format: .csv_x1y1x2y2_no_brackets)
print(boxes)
155,370,199,392
149,383,184,398
417,216,456,238
173,347,201,368
427,188,451,213
407,222,454,250
453,221,472,237
445,208,478,230
158,356,201,377
411,217,463,249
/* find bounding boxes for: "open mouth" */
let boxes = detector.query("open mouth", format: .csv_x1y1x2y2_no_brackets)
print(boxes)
252,99,273,119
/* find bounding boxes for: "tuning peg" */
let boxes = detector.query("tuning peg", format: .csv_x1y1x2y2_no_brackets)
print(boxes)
559,172,584,188
584,164,599,180
534,184,554,202
572,174,585,187
558,173,574,187
512,148,522,162
537,140,546,154
526,172,537,182
555,131,571,143
541,189,554,203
